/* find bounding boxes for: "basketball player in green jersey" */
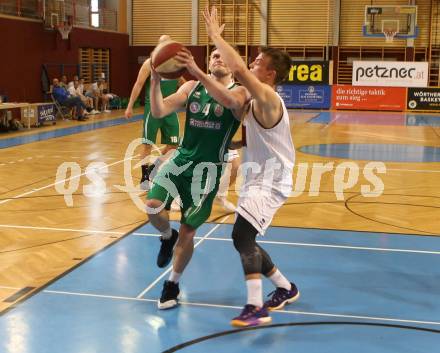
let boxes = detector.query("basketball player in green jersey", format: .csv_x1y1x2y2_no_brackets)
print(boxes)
147,47,250,309
125,35,183,189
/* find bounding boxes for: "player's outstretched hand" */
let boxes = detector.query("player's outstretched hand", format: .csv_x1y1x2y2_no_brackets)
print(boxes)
124,107,132,119
175,48,202,77
203,6,225,38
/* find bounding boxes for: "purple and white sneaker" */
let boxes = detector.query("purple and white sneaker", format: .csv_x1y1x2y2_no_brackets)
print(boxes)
230,304,272,327
264,282,300,311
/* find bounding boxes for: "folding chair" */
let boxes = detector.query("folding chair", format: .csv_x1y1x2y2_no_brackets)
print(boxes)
46,84,70,120
50,93,73,120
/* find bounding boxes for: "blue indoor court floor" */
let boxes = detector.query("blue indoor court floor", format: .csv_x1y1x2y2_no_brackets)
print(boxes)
1,219,440,353
1,109,440,352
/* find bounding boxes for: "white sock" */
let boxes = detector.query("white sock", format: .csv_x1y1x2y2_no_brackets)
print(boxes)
160,227,172,240
246,278,263,307
169,270,181,283
268,269,291,290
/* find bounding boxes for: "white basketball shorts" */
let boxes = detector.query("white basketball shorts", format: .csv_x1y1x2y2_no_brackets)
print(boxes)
236,188,287,235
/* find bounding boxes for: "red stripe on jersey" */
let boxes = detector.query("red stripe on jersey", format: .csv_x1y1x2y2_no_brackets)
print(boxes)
242,125,247,146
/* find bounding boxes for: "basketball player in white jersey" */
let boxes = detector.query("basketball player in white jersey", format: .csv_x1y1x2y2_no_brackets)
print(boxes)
203,6,299,327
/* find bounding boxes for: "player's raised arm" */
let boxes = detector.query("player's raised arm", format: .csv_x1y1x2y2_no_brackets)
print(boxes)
204,6,292,128
203,7,277,108
125,58,151,119
149,65,195,118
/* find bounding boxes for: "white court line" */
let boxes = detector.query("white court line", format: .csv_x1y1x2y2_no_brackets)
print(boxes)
0,155,138,206
293,164,440,174
133,232,161,237
44,290,155,302
1,223,438,256
0,285,21,290
379,167,440,174
135,215,230,299
277,308,440,326
0,224,124,235
0,144,168,207
43,289,440,327
319,113,344,131
134,232,440,256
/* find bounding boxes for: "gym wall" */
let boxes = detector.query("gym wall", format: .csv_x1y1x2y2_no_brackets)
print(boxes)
0,16,129,102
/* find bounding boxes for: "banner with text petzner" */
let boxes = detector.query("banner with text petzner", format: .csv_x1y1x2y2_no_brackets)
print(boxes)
352,61,428,88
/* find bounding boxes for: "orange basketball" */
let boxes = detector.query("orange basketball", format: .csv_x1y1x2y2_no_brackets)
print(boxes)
151,40,187,79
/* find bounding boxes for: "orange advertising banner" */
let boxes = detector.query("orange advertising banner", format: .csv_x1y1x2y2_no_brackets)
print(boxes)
332,85,407,111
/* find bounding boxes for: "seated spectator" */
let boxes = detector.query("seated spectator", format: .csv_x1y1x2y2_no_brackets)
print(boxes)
100,79,119,112
77,78,84,94
60,75,69,89
74,79,97,114
68,75,80,91
85,79,103,112
67,81,76,96
52,78,87,121
86,75,117,113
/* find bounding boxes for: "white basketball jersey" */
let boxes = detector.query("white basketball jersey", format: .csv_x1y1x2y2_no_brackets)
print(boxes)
241,94,295,197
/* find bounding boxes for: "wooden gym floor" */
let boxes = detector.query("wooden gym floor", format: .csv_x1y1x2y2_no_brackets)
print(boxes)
0,108,439,314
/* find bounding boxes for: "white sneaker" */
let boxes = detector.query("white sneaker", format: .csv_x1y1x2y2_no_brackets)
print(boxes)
104,109,111,113
91,109,99,114
215,196,236,212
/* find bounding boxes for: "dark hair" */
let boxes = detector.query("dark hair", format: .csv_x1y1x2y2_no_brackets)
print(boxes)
260,47,291,84
209,45,240,57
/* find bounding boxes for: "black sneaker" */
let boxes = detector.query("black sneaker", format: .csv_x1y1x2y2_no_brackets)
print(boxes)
156,229,178,268
141,164,155,183
140,164,155,190
158,280,180,309
264,282,300,311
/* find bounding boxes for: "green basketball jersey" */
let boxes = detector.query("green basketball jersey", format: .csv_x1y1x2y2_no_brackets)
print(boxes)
144,78,179,108
177,81,240,164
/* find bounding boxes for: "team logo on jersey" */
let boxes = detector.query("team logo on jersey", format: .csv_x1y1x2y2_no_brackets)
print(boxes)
189,118,222,130
214,104,224,117
189,102,201,113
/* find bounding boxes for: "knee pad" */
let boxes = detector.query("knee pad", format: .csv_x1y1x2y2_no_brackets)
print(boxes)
232,233,249,254
232,214,259,250
232,219,262,275
232,225,255,254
